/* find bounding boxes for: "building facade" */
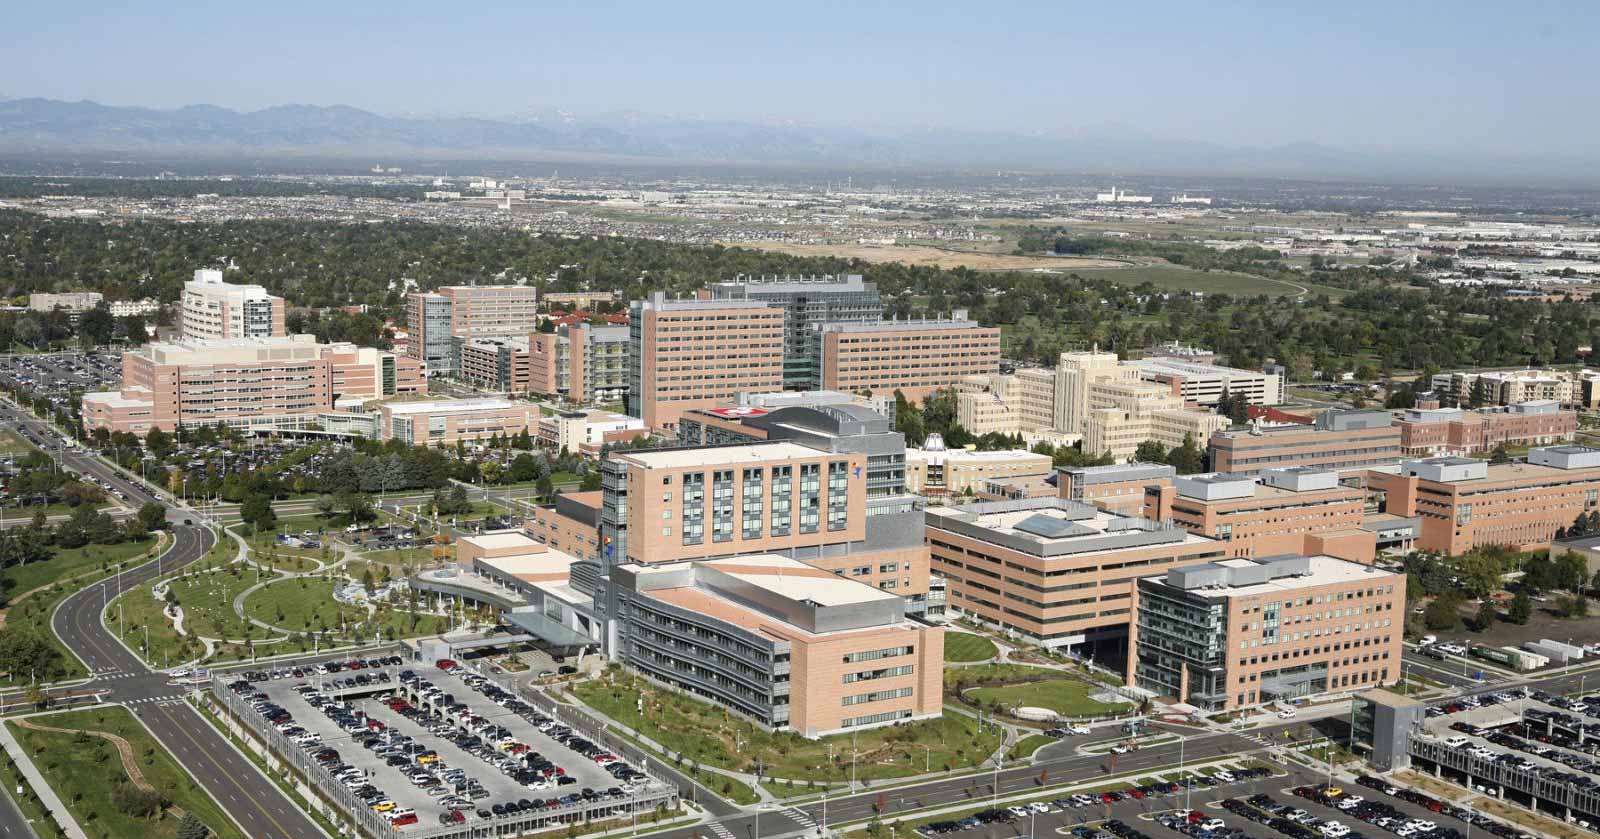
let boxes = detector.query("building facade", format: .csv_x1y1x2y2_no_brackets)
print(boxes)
82,335,421,434
525,324,629,405
626,294,786,431
904,446,1053,496
1134,555,1405,711
1430,369,1575,407
811,314,1001,404
179,269,286,340
1058,462,1176,516
708,275,882,389
405,285,542,376
1368,445,1600,554
1395,402,1576,456
1208,411,1401,475
1134,359,1284,407
376,398,542,446
610,556,943,737
925,497,1226,667
1144,468,1374,563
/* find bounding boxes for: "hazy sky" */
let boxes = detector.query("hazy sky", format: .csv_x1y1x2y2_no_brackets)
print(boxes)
4,0,1594,156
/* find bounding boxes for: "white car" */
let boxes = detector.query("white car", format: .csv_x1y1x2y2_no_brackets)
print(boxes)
1006,806,1029,819
1199,819,1226,832
1029,802,1050,813
1336,796,1363,810
1068,724,1092,735
1320,822,1350,838
1110,744,1131,754
1419,635,1437,646
1278,708,1297,719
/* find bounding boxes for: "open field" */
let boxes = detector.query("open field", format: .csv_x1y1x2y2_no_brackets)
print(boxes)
1069,265,1344,297
242,576,447,639
573,669,1002,781
0,539,153,605
7,706,245,839
0,426,32,456
965,678,1127,718
723,240,1129,271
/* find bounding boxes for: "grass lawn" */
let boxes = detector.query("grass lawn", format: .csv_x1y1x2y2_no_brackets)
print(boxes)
943,663,1059,688
1006,734,1054,762
0,539,155,605
242,577,447,640
1070,265,1314,297
943,633,998,663
608,729,759,805
7,706,245,839
0,426,33,456
114,551,261,667
574,669,1002,782
246,513,346,560
965,679,1127,719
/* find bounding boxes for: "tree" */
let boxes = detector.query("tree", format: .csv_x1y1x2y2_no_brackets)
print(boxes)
77,307,116,347
1508,590,1533,625
1488,445,1511,465
509,453,541,483
1133,440,1168,465
176,812,213,839
580,471,601,491
1165,433,1206,475
338,490,375,523
1558,593,1590,619
1424,595,1464,631
314,494,337,517
0,630,61,682
137,502,168,532
478,460,503,485
240,493,277,532
1475,600,1498,631
1522,554,1558,594
1468,377,1487,409
144,426,173,460
536,474,555,500
1554,551,1589,593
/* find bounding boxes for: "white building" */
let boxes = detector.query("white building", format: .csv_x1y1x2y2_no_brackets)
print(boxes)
179,269,285,340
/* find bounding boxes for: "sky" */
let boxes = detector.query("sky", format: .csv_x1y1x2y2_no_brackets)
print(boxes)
3,0,1596,157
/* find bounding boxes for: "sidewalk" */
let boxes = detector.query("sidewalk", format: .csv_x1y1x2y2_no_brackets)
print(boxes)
0,720,86,839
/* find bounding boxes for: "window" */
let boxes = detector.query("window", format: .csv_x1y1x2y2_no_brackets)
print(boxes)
827,461,850,531
741,467,764,540
842,687,913,706
770,465,792,537
712,470,734,543
681,472,705,546
800,463,821,534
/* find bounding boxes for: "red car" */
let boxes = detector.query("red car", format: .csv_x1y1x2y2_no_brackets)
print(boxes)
437,659,459,671
1186,810,1207,824
391,813,419,827
1127,788,1145,799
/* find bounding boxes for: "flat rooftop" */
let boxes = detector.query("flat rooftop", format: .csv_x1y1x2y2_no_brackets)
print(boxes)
639,555,904,644
1133,358,1270,378
461,531,540,551
926,497,1206,556
817,317,989,334
1151,554,1396,599
613,441,823,469
381,397,521,415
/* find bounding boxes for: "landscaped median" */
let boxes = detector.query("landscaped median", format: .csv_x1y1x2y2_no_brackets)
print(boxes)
570,668,1004,785
5,706,244,839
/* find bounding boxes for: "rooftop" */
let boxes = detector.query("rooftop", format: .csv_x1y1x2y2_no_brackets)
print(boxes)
613,441,825,469
461,531,540,551
815,316,989,334
926,497,1204,556
381,397,522,415
1132,358,1271,378
1149,554,1396,599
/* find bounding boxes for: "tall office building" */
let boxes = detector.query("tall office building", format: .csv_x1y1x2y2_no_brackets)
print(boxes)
179,269,285,340
1054,350,1140,433
708,275,882,389
405,285,541,375
809,312,1001,404
626,293,785,430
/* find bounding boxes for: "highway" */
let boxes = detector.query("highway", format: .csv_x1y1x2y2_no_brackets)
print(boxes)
1,405,331,839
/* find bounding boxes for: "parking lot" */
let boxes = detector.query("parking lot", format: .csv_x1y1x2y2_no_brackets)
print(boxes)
0,350,122,398
224,654,669,833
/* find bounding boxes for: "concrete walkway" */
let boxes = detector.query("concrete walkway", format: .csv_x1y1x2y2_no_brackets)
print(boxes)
0,719,86,839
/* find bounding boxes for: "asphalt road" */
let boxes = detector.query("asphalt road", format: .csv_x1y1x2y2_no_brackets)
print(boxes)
1,407,332,839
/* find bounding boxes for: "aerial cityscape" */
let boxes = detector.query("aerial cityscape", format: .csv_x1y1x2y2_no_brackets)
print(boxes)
3,4,1600,839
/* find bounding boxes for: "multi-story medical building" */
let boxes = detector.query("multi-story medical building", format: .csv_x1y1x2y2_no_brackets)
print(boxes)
1368,445,1600,554
529,324,630,405
1058,462,1176,516
610,555,943,737
1144,468,1375,563
1134,554,1405,711
179,269,286,340
1134,358,1285,407
375,398,543,446
405,285,541,375
1208,410,1401,475
708,275,883,389
1394,402,1576,456
626,293,786,431
809,313,1001,404
83,335,422,434
925,497,1226,667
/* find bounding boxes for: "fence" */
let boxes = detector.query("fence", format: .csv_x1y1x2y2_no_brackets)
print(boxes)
211,673,678,839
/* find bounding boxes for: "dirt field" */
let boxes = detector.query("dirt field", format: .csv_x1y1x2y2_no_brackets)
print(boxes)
721,240,1131,271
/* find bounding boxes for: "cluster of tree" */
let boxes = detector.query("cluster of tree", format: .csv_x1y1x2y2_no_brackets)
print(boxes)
0,175,424,201
1131,434,1207,474
1520,550,1594,596
1212,390,1252,424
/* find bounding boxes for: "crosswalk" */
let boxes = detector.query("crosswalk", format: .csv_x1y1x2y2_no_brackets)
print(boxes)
123,695,184,706
787,808,818,830
93,671,140,680
707,821,736,839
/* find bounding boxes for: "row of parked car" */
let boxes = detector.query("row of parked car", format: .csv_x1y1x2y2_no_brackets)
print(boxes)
1285,786,1447,839
238,654,404,683
1154,807,1243,839
228,677,424,828
1354,775,1536,839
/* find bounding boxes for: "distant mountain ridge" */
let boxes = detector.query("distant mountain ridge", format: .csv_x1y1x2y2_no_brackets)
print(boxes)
0,97,1588,181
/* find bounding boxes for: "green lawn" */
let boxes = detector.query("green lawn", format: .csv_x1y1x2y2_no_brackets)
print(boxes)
944,663,1058,688
1,539,155,605
943,632,998,663
1071,265,1323,297
0,539,161,685
113,556,260,667
574,669,1002,781
7,706,245,839
242,577,447,640
1006,733,1054,762
609,729,759,805
966,679,1128,719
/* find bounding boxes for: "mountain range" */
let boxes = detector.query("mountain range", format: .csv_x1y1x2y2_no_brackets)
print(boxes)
0,98,1589,182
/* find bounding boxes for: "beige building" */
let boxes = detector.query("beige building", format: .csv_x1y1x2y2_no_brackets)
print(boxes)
1054,350,1139,433
179,269,286,340
535,409,647,454
627,293,786,431
1082,378,1230,462
28,292,103,314
1431,369,1575,407
406,285,542,376
1135,554,1406,711
1135,358,1284,407
904,444,1053,496
956,369,1059,435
